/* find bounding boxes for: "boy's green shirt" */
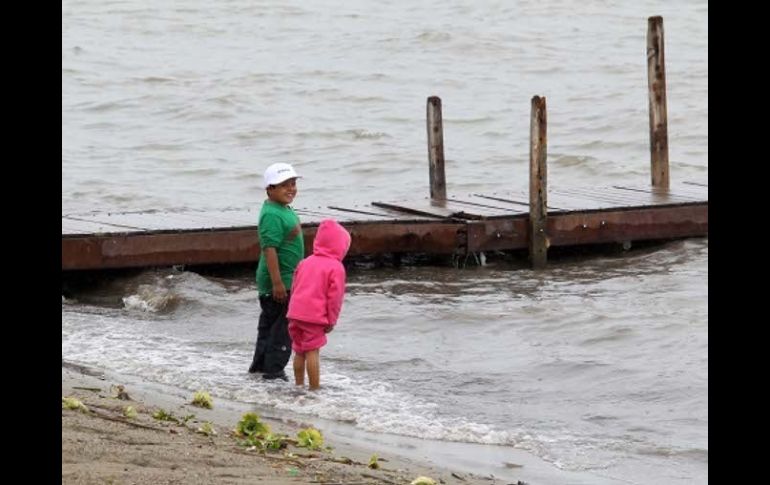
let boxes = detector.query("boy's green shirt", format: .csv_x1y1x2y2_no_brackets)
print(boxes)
256,200,304,296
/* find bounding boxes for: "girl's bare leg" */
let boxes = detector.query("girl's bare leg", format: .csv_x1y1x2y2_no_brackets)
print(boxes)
293,352,306,386
306,349,321,390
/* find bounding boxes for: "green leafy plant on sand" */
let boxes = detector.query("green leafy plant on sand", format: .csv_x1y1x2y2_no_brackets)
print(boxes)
152,409,179,423
235,412,271,437
234,412,289,450
297,427,324,450
368,453,380,469
243,432,288,450
62,397,89,413
197,422,217,436
191,390,213,409
123,406,137,419
262,434,286,450
151,409,194,426
180,414,196,425
411,477,437,485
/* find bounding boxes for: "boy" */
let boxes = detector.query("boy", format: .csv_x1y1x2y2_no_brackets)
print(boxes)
248,162,304,381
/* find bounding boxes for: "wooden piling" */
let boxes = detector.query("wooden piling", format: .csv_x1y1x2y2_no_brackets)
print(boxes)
529,95,548,269
426,96,447,201
647,16,670,189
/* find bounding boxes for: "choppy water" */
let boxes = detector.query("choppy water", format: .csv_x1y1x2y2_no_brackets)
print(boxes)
62,1,707,483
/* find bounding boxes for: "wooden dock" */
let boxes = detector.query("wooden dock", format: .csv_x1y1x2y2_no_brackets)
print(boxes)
61,16,707,272
61,181,707,271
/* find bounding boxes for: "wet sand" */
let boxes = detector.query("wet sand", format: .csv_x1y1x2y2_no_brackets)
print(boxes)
61,363,516,485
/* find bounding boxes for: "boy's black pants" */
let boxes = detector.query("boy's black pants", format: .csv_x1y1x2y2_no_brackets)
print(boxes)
248,295,292,376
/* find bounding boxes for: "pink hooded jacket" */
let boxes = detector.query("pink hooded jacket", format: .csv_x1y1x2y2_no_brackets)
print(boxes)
287,219,351,326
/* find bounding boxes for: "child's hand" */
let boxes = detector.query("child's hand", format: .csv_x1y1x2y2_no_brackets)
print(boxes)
324,325,334,334
271,282,288,303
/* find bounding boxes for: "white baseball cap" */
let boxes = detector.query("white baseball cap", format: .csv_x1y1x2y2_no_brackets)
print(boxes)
263,163,300,188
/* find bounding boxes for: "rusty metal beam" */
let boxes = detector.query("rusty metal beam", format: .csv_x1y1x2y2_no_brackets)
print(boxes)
62,221,467,271
62,229,261,271
467,218,528,252
62,205,706,271
344,221,464,256
546,203,707,246
466,204,707,252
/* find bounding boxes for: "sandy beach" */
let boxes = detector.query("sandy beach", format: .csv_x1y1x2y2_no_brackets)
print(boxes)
62,363,522,485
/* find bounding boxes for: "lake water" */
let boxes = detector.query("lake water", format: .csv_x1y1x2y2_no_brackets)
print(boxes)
62,1,708,483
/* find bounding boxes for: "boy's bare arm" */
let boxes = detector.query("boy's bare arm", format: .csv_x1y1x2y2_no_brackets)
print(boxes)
263,247,287,302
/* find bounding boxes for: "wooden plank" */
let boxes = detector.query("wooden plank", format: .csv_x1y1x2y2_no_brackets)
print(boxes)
304,207,412,223
612,188,702,202
618,183,707,200
172,208,260,227
668,181,708,195
382,187,700,214
293,209,343,224
192,206,389,226
473,192,568,212
373,198,516,220
545,190,623,211
555,186,660,206
647,15,669,188
63,204,387,234
62,217,146,236
189,205,406,226
473,193,530,208
191,205,385,226
427,96,447,201
616,181,708,198
64,206,262,230
557,186,696,207
61,205,391,238
529,95,548,268
64,211,212,232
372,201,461,219
322,206,401,222
124,211,250,230
446,197,522,217
611,185,705,202
449,196,527,214
327,205,436,222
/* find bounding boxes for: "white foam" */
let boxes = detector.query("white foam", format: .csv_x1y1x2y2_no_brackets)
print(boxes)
122,286,177,312
63,309,517,448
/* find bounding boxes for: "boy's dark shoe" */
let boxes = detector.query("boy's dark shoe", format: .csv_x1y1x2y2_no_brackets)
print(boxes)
248,362,262,374
262,371,288,381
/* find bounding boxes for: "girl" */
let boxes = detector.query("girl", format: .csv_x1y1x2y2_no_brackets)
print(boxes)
286,219,351,390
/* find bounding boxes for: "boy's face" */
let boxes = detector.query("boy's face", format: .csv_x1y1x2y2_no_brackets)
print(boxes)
266,177,298,205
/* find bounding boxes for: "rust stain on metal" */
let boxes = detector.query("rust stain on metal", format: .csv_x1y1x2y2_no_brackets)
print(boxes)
467,219,528,252
547,204,707,246
63,229,262,270
345,222,464,255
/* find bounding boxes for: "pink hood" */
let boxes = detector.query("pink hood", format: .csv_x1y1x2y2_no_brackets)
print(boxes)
287,219,351,326
312,219,351,260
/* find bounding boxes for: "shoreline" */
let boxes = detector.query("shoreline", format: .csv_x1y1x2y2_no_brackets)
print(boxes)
62,362,514,485
62,361,633,484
